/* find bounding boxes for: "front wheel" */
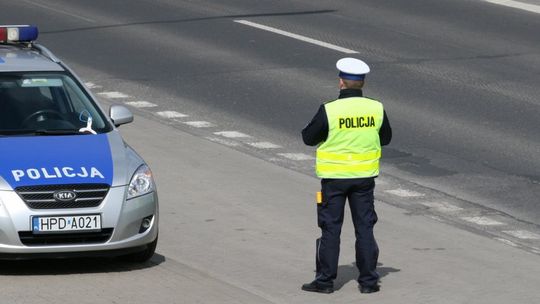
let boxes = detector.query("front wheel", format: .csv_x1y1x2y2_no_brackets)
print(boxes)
122,235,158,263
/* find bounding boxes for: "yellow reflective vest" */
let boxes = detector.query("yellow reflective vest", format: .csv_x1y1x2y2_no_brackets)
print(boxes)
316,97,384,178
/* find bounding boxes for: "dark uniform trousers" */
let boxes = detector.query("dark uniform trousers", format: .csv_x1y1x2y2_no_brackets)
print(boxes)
315,177,379,287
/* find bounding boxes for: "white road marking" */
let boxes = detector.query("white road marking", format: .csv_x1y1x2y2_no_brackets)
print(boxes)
156,111,189,119
421,201,463,212
125,101,158,108
427,215,443,222
234,20,358,54
374,179,389,186
484,0,540,14
386,189,425,198
98,91,130,99
23,0,96,23
277,153,315,161
502,230,540,239
183,121,215,128
461,216,505,226
84,82,102,89
494,238,519,247
214,131,251,138
248,142,282,149
205,136,241,147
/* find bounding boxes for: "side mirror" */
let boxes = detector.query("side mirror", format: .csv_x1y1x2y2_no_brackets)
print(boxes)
109,104,134,127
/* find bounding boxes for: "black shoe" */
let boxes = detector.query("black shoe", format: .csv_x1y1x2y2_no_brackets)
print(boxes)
359,284,380,294
301,280,334,294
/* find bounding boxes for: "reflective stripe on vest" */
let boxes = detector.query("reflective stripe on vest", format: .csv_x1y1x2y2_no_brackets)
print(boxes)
317,162,379,174
316,97,383,178
316,150,381,161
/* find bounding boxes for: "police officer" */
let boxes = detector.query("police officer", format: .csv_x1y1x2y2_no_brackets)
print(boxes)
301,57,392,294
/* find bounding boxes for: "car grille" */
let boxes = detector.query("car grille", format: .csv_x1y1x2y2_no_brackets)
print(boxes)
18,228,114,246
15,184,110,209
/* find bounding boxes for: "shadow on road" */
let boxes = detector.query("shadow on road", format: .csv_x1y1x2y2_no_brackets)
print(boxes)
334,262,400,290
0,253,165,276
41,9,337,35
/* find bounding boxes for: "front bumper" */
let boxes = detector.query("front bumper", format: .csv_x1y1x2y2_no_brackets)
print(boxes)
0,186,158,257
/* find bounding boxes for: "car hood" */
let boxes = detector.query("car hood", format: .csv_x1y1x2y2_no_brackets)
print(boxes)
0,131,143,190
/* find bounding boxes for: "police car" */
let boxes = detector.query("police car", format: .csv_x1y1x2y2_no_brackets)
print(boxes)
0,25,158,261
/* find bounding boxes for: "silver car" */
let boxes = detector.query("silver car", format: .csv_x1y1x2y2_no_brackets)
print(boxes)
0,25,158,261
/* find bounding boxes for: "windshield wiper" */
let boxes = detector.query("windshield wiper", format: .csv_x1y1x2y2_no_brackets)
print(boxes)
0,129,84,136
34,129,83,135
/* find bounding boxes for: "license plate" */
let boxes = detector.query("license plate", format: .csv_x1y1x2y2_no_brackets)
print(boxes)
32,214,101,233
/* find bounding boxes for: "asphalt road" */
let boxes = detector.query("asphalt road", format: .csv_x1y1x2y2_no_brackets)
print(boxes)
1,0,540,302
3,0,539,223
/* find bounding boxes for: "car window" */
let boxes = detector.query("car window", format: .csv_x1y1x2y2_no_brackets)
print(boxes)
0,72,111,134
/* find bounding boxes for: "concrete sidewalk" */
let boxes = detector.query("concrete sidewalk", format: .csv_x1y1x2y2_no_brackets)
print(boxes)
117,112,540,304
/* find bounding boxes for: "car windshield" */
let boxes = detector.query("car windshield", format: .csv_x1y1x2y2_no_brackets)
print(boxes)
0,72,112,135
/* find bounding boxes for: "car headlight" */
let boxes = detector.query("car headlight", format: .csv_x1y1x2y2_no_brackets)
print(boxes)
127,164,154,200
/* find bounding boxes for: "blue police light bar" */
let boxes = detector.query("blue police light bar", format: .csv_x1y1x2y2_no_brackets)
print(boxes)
0,25,39,43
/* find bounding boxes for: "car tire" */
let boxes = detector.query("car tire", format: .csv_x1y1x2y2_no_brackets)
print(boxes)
122,235,158,263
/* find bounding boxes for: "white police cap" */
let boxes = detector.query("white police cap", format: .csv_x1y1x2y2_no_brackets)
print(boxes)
336,57,370,80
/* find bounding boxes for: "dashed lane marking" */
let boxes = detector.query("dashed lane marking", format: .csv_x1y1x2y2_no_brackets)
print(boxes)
248,142,282,149
427,214,444,222
277,153,315,161
214,131,252,138
494,238,519,247
156,111,189,119
205,136,241,147
530,246,540,254
502,230,540,240
88,82,540,255
386,189,425,198
23,0,96,23
125,101,158,108
234,20,359,54
374,178,389,186
484,0,540,14
98,91,130,99
421,201,463,212
461,216,505,226
84,82,102,89
183,121,215,128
